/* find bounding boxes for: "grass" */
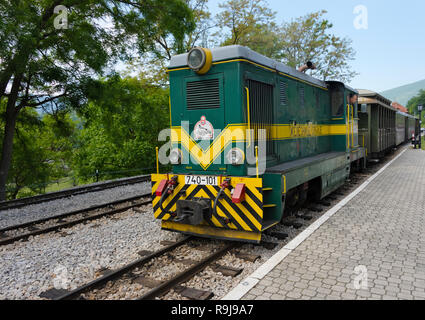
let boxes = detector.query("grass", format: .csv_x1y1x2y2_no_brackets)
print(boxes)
44,177,79,193
14,176,91,200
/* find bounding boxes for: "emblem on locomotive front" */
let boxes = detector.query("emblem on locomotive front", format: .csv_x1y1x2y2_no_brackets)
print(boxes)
193,116,214,140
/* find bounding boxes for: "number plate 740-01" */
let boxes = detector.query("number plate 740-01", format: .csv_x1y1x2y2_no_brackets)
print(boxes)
185,175,218,186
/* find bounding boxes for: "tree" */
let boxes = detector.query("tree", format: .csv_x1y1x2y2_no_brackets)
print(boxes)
184,0,215,50
127,0,214,87
73,75,170,181
0,103,76,199
214,4,356,82
277,11,357,82
214,0,279,57
407,90,425,126
0,0,195,200
151,0,214,60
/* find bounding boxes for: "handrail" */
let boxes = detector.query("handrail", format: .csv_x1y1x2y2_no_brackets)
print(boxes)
346,104,350,149
245,87,251,147
255,146,259,178
350,105,354,146
156,147,159,174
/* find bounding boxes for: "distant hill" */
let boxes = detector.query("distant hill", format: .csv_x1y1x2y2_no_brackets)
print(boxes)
380,79,425,106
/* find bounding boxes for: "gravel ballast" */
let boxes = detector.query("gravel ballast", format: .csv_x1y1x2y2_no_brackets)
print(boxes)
0,204,183,300
0,203,308,300
0,181,151,229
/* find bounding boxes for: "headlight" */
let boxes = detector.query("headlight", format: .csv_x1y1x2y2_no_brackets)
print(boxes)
226,148,244,165
169,148,182,165
187,47,212,74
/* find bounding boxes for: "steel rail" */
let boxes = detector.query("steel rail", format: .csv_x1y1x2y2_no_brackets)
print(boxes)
138,242,239,300
0,175,150,211
0,194,151,246
55,236,192,300
0,193,150,233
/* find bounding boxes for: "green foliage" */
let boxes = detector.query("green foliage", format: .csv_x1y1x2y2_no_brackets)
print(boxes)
150,0,211,60
277,11,357,82
214,2,357,82
128,0,213,87
0,103,76,199
184,0,214,49
407,89,425,126
0,0,195,200
214,0,279,56
0,0,195,109
73,76,170,181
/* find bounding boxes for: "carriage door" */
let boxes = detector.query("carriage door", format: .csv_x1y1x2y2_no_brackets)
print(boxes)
346,92,358,150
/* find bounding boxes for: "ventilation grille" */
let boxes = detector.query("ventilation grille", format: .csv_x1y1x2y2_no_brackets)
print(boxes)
247,79,275,156
280,81,288,106
299,86,305,107
186,79,220,110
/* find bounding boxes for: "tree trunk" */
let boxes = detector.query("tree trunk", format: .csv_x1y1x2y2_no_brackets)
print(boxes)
0,108,18,201
0,74,22,201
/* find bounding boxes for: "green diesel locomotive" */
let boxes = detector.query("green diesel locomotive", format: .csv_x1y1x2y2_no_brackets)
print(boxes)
152,45,366,243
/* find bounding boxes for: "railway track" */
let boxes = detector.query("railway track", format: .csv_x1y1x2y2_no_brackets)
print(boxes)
0,193,151,246
48,201,333,301
53,237,240,300
40,189,336,300
0,175,150,211
33,148,407,301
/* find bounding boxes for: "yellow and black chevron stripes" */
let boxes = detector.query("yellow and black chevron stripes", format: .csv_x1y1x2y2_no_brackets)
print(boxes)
171,123,348,169
171,124,246,170
151,174,263,233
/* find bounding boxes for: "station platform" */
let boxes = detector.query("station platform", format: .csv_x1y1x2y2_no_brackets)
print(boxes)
224,147,425,300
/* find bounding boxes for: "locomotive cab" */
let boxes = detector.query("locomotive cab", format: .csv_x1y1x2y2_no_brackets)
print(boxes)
327,81,363,161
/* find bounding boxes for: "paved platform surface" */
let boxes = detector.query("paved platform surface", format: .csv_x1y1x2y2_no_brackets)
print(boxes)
232,147,425,300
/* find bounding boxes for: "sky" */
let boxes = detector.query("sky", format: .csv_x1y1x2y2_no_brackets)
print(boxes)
207,0,425,92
